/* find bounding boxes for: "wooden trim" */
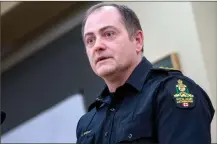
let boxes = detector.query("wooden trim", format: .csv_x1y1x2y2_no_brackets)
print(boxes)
171,53,181,70
1,1,96,60
1,1,101,73
152,52,182,70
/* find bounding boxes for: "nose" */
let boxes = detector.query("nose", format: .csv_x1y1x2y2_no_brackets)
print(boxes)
93,37,106,52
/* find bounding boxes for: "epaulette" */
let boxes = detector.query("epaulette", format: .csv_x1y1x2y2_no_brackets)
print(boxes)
150,66,183,76
143,66,184,89
154,66,180,71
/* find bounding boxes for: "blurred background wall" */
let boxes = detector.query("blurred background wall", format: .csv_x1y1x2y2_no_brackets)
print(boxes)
1,1,216,143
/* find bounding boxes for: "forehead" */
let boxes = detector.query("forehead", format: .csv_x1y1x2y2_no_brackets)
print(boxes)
84,6,124,35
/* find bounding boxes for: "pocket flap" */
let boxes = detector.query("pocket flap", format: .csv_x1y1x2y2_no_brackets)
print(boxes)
117,119,152,143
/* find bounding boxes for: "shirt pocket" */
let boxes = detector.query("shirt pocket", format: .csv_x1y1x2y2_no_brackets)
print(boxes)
77,133,95,144
116,119,153,144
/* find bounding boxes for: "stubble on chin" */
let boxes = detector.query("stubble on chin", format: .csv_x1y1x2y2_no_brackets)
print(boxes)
96,65,117,78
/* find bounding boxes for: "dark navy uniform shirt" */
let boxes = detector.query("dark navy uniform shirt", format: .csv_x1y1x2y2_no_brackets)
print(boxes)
76,57,215,144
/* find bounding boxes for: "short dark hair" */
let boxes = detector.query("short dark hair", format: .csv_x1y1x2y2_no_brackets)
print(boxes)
81,3,143,40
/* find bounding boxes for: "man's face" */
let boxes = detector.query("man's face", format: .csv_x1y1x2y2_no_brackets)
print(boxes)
83,6,143,78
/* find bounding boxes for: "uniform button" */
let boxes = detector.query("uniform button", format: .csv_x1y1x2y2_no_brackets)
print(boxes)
110,108,115,111
128,133,132,139
104,132,108,137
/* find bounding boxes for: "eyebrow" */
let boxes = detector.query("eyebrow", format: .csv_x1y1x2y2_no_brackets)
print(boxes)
84,26,117,38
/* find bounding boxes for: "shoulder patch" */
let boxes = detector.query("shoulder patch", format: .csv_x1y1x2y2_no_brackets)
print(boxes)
173,79,195,108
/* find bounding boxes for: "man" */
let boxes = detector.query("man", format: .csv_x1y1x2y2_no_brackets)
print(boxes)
76,3,215,144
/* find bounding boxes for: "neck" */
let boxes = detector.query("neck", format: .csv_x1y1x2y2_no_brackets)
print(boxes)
104,57,142,93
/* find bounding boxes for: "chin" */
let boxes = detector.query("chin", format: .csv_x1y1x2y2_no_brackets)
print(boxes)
96,66,116,77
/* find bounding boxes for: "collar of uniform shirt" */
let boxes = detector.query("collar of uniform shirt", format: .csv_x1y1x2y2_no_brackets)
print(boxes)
88,57,153,111
99,56,153,96
125,56,153,92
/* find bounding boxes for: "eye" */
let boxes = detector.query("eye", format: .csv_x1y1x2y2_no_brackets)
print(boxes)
104,31,115,38
86,37,95,46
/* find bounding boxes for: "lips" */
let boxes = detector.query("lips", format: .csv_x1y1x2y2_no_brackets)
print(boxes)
96,56,110,64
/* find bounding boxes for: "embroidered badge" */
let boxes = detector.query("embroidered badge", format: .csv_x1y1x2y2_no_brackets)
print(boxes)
173,79,195,108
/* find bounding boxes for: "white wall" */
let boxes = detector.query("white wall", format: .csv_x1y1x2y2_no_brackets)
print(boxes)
191,3,217,141
193,2,217,100
105,1,216,142
1,94,86,143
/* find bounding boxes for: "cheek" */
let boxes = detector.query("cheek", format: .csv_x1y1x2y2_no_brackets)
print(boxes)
116,37,132,51
108,40,126,53
86,50,94,63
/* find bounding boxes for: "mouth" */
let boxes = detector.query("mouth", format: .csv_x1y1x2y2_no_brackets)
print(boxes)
96,56,111,64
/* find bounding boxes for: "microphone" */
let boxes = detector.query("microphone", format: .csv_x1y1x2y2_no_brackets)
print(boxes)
1,111,6,124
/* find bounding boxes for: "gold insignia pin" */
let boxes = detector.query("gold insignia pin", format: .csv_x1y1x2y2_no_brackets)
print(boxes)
159,66,177,70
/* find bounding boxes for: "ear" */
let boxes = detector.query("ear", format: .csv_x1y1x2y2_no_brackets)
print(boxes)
134,30,144,53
